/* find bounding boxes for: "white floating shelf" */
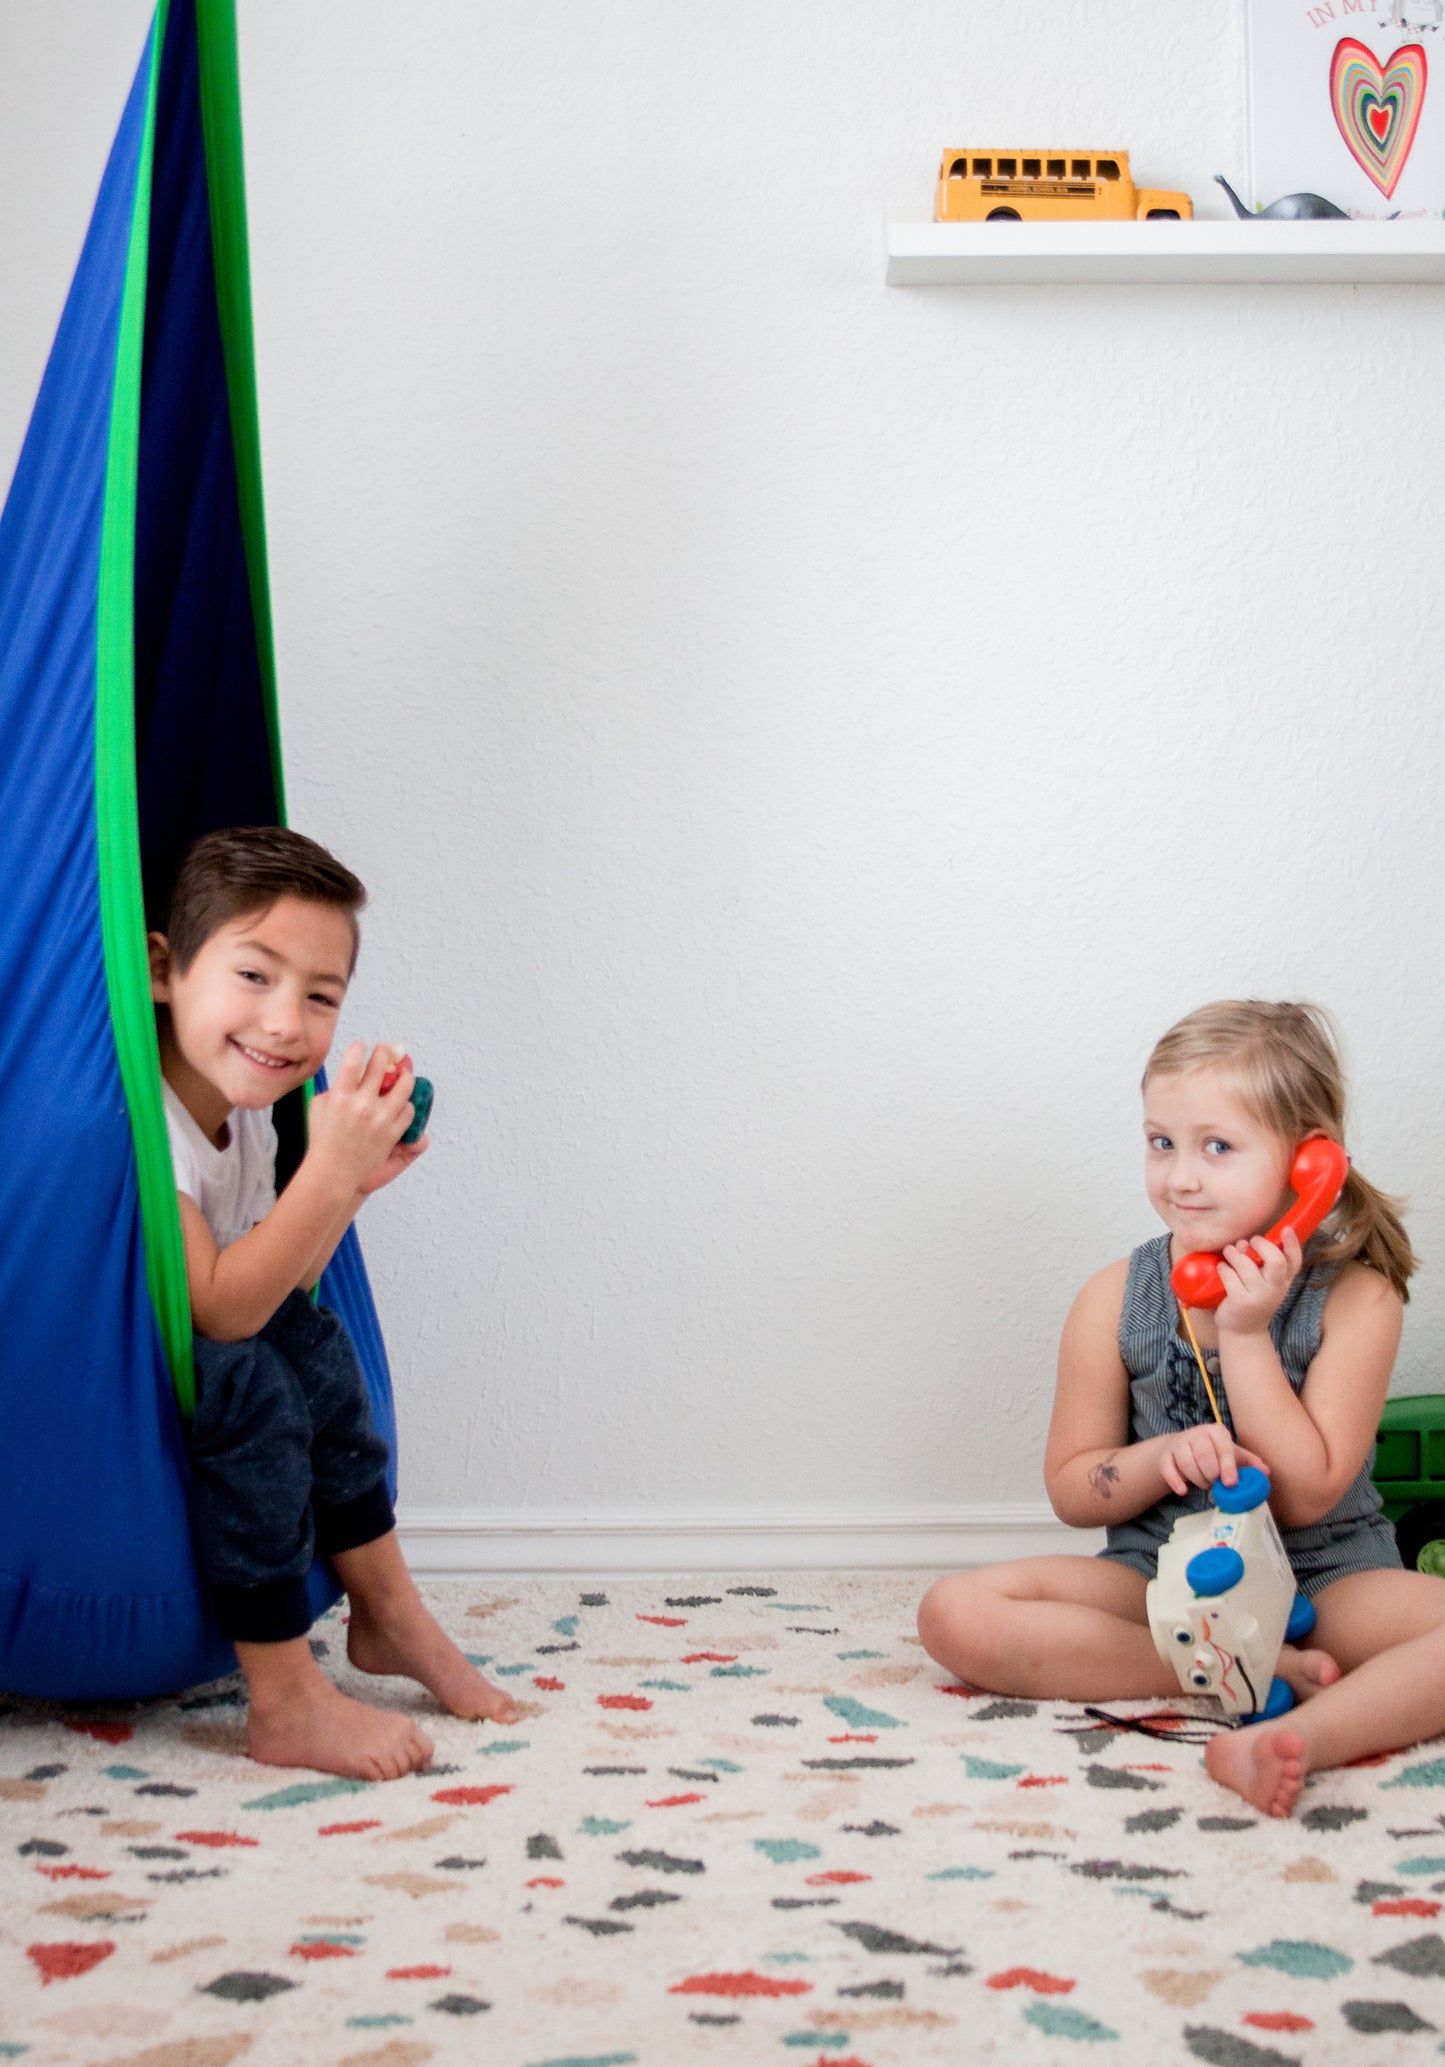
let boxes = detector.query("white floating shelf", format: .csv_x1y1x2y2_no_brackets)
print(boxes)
886,212,1445,285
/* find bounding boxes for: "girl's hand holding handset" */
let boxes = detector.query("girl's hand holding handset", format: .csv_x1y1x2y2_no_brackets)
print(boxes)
1215,1224,1304,1337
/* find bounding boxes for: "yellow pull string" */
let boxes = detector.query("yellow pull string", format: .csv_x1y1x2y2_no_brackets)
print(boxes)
1177,1298,1225,1427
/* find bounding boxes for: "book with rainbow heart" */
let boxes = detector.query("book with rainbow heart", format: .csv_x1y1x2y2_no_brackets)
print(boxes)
1245,0,1445,219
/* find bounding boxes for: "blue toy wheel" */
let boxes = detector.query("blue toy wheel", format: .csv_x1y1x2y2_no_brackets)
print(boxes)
1285,1592,1316,1644
1186,1545,1246,1596
1211,1466,1271,1513
1241,1675,1297,1725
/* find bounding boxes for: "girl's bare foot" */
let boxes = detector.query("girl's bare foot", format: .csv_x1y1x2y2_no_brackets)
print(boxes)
1275,1644,1341,1699
236,1639,434,1780
1205,1724,1306,1817
332,1535,519,1724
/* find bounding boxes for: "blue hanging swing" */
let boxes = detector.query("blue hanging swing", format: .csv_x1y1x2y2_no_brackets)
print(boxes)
0,0,396,1700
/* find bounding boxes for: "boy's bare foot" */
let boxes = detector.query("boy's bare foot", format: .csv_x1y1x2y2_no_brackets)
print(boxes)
1276,1644,1342,1698
346,1593,519,1725
332,1535,519,1724
1205,1724,1306,1818
236,1640,434,1780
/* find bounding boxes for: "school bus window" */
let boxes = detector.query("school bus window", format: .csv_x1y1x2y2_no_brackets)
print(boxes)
1071,158,1090,179
997,157,1016,176
948,158,968,177
1097,159,1120,180
973,157,991,176
1047,158,1065,178
1023,157,1041,177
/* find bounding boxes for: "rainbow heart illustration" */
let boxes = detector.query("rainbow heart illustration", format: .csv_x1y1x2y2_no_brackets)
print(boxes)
1330,38,1428,199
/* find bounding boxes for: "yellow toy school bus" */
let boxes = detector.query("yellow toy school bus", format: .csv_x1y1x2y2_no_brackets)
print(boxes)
935,149,1192,223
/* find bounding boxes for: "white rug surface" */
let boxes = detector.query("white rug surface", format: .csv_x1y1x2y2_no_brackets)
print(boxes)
4,1573,1445,2066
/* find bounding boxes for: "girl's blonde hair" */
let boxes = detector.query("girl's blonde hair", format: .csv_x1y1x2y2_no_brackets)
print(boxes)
1143,1000,1414,1301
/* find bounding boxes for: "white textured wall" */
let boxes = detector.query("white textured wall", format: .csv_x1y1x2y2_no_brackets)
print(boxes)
4,4,1444,1539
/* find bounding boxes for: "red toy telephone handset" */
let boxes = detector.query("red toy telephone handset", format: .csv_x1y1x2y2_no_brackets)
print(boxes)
1169,1136,1350,1311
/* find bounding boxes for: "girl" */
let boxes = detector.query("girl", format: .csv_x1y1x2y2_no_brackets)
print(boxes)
918,1000,1445,1817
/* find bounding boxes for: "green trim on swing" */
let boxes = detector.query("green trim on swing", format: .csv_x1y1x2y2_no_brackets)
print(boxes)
195,0,287,825
95,0,195,1415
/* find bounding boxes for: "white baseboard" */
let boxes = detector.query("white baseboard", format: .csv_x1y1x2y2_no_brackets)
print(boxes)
396,1504,1101,1577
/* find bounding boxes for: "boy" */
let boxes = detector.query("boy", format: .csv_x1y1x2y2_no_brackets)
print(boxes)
149,824,516,1779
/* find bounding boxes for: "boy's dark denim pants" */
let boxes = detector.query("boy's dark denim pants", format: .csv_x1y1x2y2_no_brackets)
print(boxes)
186,1290,394,1644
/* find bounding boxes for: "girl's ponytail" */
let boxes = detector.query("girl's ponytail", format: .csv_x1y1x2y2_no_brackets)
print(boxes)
1317,1166,1416,1303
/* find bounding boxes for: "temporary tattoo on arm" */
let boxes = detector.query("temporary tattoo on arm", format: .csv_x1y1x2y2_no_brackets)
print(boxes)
1089,1452,1121,1501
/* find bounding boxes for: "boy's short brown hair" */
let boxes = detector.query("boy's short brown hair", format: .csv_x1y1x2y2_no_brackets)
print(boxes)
164,826,367,973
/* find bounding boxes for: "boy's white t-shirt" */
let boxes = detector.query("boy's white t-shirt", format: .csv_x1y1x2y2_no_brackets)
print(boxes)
162,1081,278,1249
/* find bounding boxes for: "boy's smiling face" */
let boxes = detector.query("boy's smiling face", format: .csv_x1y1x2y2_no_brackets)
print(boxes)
151,895,354,1139
1143,1067,1296,1261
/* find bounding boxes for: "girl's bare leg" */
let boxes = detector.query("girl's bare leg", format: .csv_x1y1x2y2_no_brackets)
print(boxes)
918,1557,1180,1700
1206,1568,1445,1817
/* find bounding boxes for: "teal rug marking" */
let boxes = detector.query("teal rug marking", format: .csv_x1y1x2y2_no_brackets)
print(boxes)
243,1777,369,1810
929,1866,994,1880
824,1694,903,1730
103,1764,148,1779
1383,1758,1445,1789
963,1755,1025,1780
478,1738,530,1755
1237,1940,1353,1979
754,1838,822,1863
711,1664,768,1677
1397,1855,1445,1875
1024,2002,1118,2042
639,1679,690,1691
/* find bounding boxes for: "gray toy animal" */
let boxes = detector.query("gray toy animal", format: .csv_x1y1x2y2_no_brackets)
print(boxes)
1215,174,1349,220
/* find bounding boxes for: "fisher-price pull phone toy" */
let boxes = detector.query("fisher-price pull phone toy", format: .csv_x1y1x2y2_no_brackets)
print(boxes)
378,1055,433,1146
1147,1138,1349,1722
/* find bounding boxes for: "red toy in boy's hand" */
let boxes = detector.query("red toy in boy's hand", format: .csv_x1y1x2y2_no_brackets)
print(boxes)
377,1052,433,1147
378,1054,412,1096
1170,1136,1349,1311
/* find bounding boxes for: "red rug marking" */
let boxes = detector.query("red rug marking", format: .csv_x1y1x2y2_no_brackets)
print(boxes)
1244,2012,1314,2033
598,1694,653,1712
1374,1897,1441,1918
682,1653,737,1664
431,1784,512,1807
534,1676,565,1691
526,1876,565,1888
63,1719,133,1745
387,1964,451,1980
986,1968,1075,1995
175,1831,259,1849
647,1793,705,1808
805,1870,871,1886
637,1614,687,1627
26,1941,116,1985
1017,1775,1068,1788
1121,1763,1170,1772
318,1820,383,1837
290,1941,357,1961
936,1683,980,1697
670,1971,813,1997
35,1865,110,1881
828,1734,877,1745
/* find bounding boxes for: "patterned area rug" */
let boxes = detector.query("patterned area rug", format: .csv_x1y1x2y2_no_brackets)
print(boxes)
5,1572,1445,2066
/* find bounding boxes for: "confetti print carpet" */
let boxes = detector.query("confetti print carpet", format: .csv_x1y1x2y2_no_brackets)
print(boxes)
6,1573,1445,2067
